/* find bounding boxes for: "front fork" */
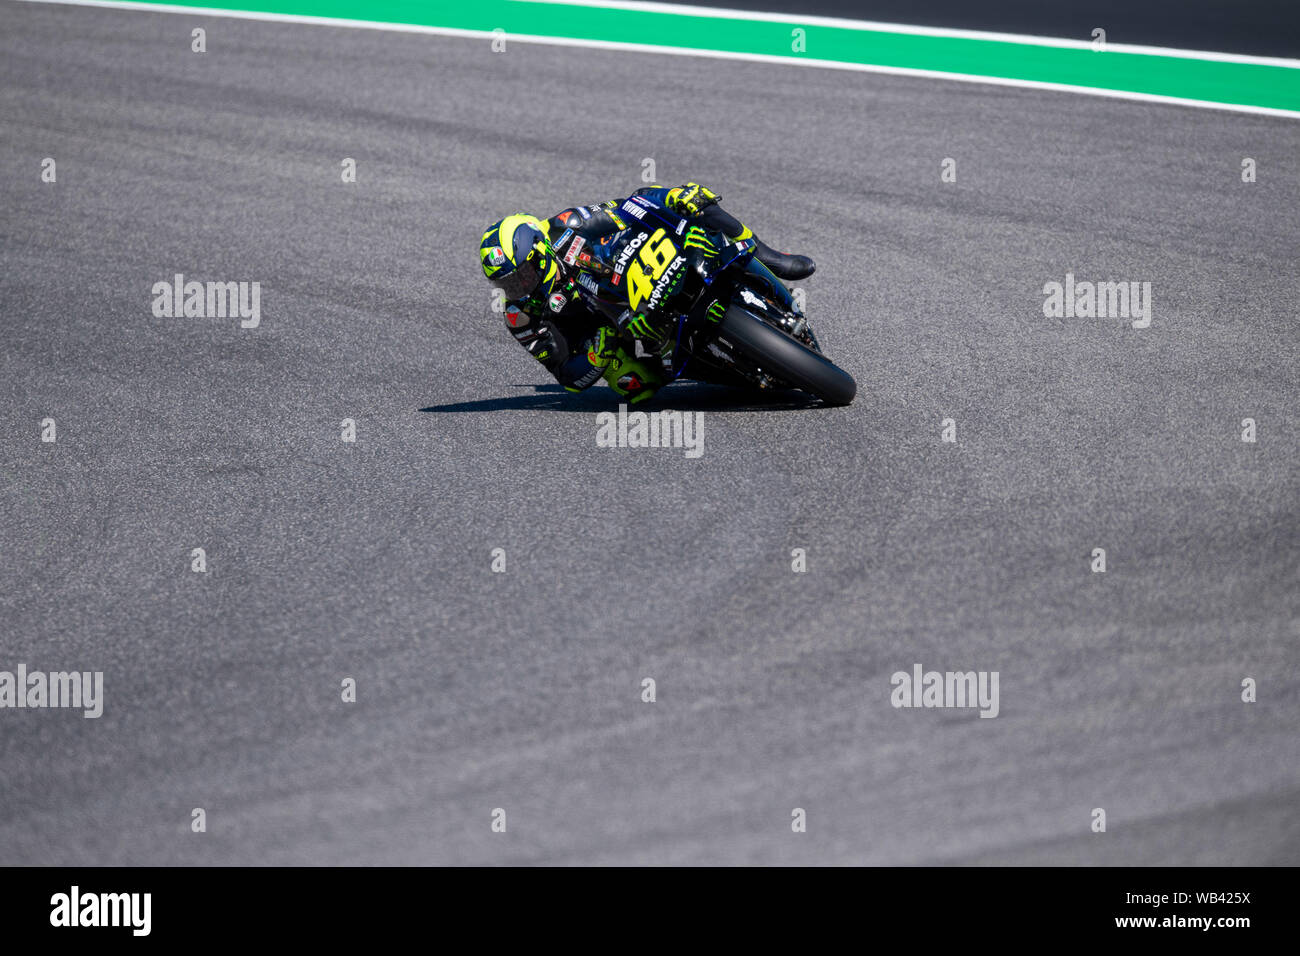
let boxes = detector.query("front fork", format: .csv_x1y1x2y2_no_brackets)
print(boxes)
739,253,819,349
743,256,801,315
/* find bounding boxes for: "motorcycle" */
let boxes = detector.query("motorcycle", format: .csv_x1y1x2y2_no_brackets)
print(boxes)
572,195,856,406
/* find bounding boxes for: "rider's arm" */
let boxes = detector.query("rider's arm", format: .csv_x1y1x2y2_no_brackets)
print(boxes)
504,303,606,392
547,203,627,244
635,182,753,242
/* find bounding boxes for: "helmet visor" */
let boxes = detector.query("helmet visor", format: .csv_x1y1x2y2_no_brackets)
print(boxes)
491,257,544,300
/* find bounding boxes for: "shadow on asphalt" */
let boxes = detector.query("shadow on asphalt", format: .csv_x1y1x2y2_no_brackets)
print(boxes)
420,382,827,414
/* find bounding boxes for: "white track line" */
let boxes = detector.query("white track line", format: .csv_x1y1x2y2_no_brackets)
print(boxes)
15,0,1300,119
519,0,1300,68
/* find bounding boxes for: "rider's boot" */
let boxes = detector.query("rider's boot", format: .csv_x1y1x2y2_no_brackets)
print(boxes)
602,346,663,404
753,239,816,281
694,204,816,281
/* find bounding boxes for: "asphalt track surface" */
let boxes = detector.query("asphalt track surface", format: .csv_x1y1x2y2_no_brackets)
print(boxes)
1,1,1298,866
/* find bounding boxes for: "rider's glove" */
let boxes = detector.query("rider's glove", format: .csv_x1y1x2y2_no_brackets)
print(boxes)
586,325,618,368
682,226,718,256
666,182,720,218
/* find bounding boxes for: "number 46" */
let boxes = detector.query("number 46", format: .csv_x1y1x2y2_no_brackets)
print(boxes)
626,228,678,310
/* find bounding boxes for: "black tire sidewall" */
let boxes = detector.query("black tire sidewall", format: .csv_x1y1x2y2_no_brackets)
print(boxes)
717,306,856,405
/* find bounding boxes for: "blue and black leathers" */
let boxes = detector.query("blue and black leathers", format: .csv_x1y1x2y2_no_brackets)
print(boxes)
501,185,813,394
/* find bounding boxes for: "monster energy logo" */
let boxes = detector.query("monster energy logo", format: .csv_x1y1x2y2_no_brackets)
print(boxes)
645,256,685,311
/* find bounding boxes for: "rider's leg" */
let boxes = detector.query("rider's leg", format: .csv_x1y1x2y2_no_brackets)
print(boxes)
695,203,816,281
602,345,664,404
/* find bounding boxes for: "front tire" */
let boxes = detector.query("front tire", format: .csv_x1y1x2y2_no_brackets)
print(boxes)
717,306,856,405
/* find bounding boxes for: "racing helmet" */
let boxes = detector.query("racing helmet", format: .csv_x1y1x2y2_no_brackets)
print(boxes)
479,214,563,301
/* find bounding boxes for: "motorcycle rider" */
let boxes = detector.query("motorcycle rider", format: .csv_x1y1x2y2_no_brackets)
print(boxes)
478,183,814,403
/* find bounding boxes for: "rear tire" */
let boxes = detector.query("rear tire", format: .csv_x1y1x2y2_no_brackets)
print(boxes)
717,306,856,406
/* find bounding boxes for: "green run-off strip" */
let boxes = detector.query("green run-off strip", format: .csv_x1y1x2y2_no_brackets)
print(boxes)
118,0,1300,114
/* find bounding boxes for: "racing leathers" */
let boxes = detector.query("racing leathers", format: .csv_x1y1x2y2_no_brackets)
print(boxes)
502,184,810,402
